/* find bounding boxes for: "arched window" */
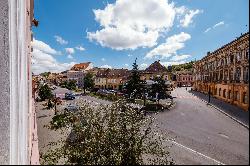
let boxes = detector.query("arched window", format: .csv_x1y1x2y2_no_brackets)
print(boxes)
235,67,241,82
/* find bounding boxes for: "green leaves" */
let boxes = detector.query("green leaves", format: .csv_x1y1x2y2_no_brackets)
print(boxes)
38,84,53,101
84,73,95,91
42,100,173,165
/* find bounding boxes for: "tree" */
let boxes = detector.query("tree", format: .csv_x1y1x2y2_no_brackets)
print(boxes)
125,58,144,100
38,84,53,101
83,73,94,93
42,100,174,165
40,72,51,79
151,76,168,103
66,80,77,90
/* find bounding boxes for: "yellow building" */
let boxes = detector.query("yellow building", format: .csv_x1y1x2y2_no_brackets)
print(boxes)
193,32,249,111
140,60,171,81
94,68,129,90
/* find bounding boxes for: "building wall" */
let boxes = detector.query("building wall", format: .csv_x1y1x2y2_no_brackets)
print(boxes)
176,73,193,87
67,70,85,88
193,33,249,111
0,1,10,164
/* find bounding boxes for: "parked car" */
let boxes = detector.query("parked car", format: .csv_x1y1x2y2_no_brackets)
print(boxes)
64,104,79,112
140,103,165,113
65,93,75,100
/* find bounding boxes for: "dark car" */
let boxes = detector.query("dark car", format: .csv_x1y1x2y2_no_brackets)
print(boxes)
65,93,75,100
140,103,165,113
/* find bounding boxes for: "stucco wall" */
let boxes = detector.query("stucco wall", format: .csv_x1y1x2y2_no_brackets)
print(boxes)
0,0,10,164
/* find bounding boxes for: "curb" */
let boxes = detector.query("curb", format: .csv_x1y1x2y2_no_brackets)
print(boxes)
193,94,249,130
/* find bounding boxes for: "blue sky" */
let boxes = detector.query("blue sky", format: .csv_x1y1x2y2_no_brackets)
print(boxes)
32,0,249,74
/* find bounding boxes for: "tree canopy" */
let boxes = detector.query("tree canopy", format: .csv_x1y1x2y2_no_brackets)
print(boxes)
84,73,94,91
125,58,144,99
38,84,53,101
42,100,174,165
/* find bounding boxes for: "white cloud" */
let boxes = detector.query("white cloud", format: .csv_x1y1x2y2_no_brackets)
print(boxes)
124,64,129,67
65,48,75,54
204,21,225,33
160,60,186,67
180,9,202,27
101,58,106,61
31,40,76,74
175,6,187,15
54,35,68,45
145,32,191,59
75,46,85,51
170,54,191,61
67,54,73,59
31,38,58,55
140,63,148,69
128,54,133,57
204,27,212,33
213,21,224,28
100,64,112,69
87,0,177,50
88,26,159,50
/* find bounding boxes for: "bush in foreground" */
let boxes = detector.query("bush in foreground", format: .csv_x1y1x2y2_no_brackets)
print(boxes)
42,100,174,165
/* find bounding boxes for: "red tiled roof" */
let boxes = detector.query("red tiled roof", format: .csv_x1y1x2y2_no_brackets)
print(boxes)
71,62,91,71
145,60,167,72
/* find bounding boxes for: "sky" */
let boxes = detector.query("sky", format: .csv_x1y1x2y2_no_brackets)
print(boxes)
31,0,249,74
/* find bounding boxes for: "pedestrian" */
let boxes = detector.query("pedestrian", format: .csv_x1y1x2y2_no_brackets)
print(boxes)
186,87,187,91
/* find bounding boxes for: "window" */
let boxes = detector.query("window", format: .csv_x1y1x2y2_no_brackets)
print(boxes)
230,54,234,63
234,91,239,101
246,49,249,59
228,90,231,99
223,89,227,98
235,67,241,82
243,67,249,82
242,92,248,104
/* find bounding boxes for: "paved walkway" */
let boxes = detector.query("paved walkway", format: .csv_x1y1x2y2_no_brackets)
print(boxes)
189,90,249,127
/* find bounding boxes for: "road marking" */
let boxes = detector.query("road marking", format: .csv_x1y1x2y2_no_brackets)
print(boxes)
168,140,225,165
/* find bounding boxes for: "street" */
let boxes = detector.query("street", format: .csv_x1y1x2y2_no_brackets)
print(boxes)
154,87,249,165
36,87,249,165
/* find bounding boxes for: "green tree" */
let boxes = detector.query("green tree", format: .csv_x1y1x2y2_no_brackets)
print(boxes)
38,84,53,101
66,80,77,90
40,72,51,79
151,76,167,103
125,58,144,99
83,73,94,93
42,100,174,165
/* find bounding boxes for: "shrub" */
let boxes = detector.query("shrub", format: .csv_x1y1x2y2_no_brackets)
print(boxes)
42,100,174,165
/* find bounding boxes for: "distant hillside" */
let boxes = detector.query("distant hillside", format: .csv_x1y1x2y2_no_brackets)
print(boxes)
169,61,194,72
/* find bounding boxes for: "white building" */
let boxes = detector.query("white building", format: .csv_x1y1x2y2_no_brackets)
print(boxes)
67,70,85,88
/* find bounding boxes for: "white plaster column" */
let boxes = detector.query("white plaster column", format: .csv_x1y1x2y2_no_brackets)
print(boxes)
9,0,30,164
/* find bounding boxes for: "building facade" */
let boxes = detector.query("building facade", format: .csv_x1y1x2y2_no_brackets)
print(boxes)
176,71,193,87
94,68,129,90
140,60,171,82
193,32,249,111
67,70,85,88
